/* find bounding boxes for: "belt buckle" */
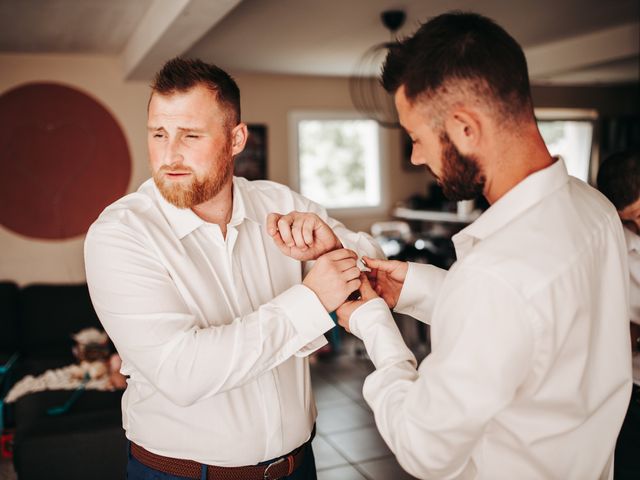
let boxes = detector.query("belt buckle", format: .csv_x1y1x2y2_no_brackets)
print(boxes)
263,457,286,480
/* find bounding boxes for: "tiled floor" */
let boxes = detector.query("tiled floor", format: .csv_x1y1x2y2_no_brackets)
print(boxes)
310,339,419,480
0,333,424,480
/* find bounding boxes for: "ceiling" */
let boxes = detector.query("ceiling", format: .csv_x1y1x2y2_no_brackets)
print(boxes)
0,0,638,85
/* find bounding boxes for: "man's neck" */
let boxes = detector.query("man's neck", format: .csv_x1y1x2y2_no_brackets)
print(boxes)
191,181,234,237
482,125,554,204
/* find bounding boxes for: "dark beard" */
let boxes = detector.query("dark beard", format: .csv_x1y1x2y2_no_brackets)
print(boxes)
438,132,486,201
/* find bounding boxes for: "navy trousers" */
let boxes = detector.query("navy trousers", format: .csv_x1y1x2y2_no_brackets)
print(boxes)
126,441,317,480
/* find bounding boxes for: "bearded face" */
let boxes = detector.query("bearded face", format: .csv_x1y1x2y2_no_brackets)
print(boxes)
147,85,237,209
394,86,486,203
153,136,233,209
438,132,486,201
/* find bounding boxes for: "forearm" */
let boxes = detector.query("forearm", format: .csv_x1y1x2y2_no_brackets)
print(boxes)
92,284,333,406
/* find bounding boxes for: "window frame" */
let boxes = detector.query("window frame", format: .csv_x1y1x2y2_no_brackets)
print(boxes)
535,108,599,185
288,110,389,216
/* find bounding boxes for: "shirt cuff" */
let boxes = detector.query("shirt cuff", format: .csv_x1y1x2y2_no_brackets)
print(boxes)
295,336,329,357
335,231,384,266
271,284,335,346
350,298,416,370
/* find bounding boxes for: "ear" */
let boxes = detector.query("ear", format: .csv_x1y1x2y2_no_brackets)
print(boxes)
444,107,482,154
230,123,248,156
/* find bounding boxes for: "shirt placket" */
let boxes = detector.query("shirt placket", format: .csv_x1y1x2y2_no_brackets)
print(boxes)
228,224,285,459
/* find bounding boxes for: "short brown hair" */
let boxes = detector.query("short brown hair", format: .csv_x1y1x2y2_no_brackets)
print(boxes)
382,11,533,122
597,150,640,210
151,57,241,126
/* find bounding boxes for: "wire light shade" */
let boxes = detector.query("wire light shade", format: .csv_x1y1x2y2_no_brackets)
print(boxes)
349,41,399,129
349,10,406,129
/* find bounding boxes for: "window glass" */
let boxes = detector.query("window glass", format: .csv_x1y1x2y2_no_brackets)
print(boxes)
538,120,594,181
297,118,381,209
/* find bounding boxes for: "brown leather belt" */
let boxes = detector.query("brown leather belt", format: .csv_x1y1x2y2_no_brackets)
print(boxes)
130,441,306,480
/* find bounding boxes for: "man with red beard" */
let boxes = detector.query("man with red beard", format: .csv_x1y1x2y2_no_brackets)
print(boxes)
336,12,630,480
84,57,383,480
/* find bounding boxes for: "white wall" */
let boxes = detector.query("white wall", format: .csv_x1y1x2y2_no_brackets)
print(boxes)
0,53,151,286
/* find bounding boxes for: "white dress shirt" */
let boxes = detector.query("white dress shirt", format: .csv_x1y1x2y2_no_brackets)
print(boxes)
84,176,382,466
350,159,631,480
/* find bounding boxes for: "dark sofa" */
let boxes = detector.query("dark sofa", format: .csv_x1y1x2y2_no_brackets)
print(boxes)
0,281,126,480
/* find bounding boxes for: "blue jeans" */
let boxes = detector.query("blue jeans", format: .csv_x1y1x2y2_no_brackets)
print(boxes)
127,441,317,480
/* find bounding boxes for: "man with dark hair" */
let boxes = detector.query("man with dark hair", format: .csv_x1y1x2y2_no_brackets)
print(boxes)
597,150,640,480
85,57,383,480
597,150,640,233
336,12,630,479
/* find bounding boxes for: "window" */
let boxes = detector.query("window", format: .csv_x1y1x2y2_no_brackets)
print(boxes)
289,112,386,212
536,109,598,184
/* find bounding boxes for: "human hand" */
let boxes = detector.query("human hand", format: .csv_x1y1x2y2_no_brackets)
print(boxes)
108,353,127,390
267,211,341,261
336,273,379,332
362,256,408,309
303,249,361,312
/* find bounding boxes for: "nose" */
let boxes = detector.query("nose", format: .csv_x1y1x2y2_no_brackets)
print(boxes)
410,150,424,166
163,137,184,166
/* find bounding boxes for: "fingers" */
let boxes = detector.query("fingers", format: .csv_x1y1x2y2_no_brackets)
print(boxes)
333,257,359,272
365,268,378,288
324,248,357,261
362,256,397,272
345,277,362,294
275,213,316,250
319,251,360,282
303,248,363,312
290,219,307,250
268,213,294,252
359,273,376,297
266,213,281,236
301,215,315,245
277,216,296,247
341,266,361,283
267,211,341,263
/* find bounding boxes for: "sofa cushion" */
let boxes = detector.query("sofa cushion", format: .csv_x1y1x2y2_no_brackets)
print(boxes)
13,391,126,480
0,281,19,353
19,284,101,357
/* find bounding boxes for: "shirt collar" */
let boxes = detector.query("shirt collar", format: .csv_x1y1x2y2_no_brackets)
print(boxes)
150,177,260,240
453,157,569,256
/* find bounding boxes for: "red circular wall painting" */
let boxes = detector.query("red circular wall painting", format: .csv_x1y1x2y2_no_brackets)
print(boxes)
0,83,131,240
